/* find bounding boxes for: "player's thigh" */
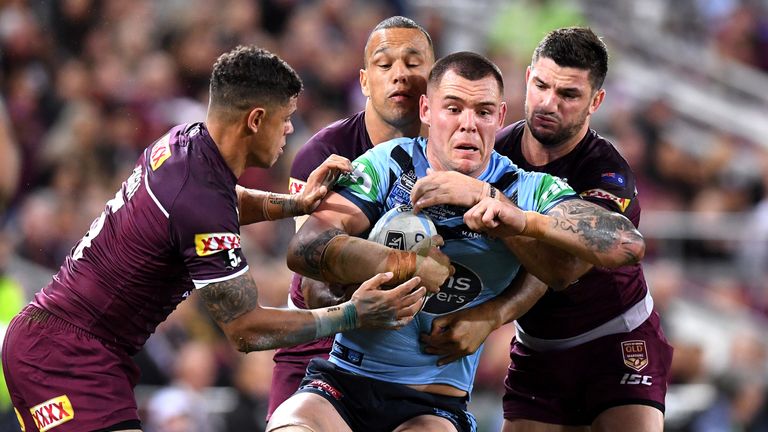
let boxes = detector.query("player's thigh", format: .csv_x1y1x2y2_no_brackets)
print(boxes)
267,392,351,432
502,419,589,432
394,414,459,432
591,404,663,432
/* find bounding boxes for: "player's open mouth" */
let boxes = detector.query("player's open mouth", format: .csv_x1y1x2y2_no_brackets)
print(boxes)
455,144,479,152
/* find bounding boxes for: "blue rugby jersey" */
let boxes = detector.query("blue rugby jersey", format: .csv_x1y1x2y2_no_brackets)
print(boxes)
329,136,577,393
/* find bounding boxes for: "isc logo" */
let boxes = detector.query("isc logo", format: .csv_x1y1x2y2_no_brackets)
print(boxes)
620,373,652,386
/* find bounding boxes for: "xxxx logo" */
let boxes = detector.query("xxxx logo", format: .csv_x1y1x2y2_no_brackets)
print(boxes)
150,134,171,171
29,395,74,432
195,233,241,256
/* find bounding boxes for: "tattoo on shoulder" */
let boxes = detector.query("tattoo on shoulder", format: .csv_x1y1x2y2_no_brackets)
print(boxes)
295,228,344,277
551,200,638,253
200,274,259,324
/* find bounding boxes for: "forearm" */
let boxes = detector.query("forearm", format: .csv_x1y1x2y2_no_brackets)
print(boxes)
502,236,591,290
222,303,358,352
520,206,645,268
237,185,301,225
288,233,415,285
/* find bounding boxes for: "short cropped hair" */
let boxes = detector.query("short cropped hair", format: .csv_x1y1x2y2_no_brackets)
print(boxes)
209,46,303,112
532,27,608,91
363,16,435,68
428,51,504,95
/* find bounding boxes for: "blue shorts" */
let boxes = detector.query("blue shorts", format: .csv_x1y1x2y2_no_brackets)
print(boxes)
298,358,477,432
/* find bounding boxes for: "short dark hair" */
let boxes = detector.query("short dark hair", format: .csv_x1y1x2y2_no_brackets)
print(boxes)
363,16,435,67
428,51,504,95
532,27,608,91
209,45,303,112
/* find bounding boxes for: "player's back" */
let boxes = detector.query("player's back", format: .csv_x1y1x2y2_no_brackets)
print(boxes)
495,120,648,339
33,123,243,354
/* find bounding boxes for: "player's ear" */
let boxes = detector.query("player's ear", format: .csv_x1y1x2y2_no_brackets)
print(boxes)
419,94,430,126
589,88,605,115
247,107,266,134
360,68,370,98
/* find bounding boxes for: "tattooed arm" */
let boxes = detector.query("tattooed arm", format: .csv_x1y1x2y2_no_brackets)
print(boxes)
237,155,352,225
199,271,426,352
287,191,452,293
464,197,645,269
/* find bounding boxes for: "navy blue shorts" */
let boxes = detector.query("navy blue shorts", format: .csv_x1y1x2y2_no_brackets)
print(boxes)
297,358,477,432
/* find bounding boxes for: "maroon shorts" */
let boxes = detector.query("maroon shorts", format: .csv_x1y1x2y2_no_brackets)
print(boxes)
2,305,141,432
503,312,673,426
267,339,332,421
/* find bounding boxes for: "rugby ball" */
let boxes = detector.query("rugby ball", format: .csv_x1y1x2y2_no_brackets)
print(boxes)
367,205,438,311
367,205,437,251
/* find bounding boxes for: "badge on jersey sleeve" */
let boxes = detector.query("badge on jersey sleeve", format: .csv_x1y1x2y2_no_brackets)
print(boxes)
289,177,306,195
581,188,631,212
150,133,172,171
337,158,380,200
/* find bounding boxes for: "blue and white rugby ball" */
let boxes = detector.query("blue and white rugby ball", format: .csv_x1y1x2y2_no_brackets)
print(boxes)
367,205,437,251
367,205,438,311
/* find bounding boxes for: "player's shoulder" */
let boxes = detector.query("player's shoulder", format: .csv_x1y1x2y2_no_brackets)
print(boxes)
495,120,526,152
147,123,236,210
577,129,633,173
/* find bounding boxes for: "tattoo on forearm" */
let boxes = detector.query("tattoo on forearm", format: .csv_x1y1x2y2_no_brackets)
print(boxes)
270,193,298,218
295,228,344,277
200,275,259,324
552,201,640,260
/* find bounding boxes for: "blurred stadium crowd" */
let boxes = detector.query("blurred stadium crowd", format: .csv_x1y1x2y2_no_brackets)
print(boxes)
1,0,768,431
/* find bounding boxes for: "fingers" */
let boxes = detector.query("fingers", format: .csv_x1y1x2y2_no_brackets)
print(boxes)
386,276,423,298
357,271,395,292
395,286,427,319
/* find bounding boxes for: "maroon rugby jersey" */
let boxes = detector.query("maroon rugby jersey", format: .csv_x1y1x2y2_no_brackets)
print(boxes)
277,111,372,360
33,123,248,354
496,120,647,339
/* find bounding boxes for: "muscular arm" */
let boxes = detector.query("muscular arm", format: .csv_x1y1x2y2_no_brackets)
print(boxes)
515,198,645,268
286,191,452,292
200,271,426,352
411,171,592,287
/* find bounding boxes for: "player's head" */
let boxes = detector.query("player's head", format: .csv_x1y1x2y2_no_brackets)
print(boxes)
421,51,506,178
360,16,434,137
525,27,607,148
208,45,303,167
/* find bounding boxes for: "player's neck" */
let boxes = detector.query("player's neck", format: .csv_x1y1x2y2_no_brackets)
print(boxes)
364,109,422,145
206,118,247,178
521,124,586,166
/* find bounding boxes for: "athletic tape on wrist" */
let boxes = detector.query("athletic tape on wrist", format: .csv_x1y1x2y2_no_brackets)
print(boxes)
312,302,358,339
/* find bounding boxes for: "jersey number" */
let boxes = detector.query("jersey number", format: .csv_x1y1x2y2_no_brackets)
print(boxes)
73,166,142,260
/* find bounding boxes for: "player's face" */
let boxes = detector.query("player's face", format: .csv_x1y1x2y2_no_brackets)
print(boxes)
360,28,432,130
421,70,506,178
249,96,297,168
524,57,604,148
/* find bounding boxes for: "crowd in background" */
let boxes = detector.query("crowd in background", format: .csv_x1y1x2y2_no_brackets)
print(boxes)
1,0,767,431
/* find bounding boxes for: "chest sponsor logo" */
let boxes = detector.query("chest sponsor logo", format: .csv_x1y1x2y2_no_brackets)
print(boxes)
581,188,631,212
195,233,241,256
422,262,481,315
150,134,172,171
621,340,649,371
29,395,74,432
289,178,306,195
600,172,626,187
